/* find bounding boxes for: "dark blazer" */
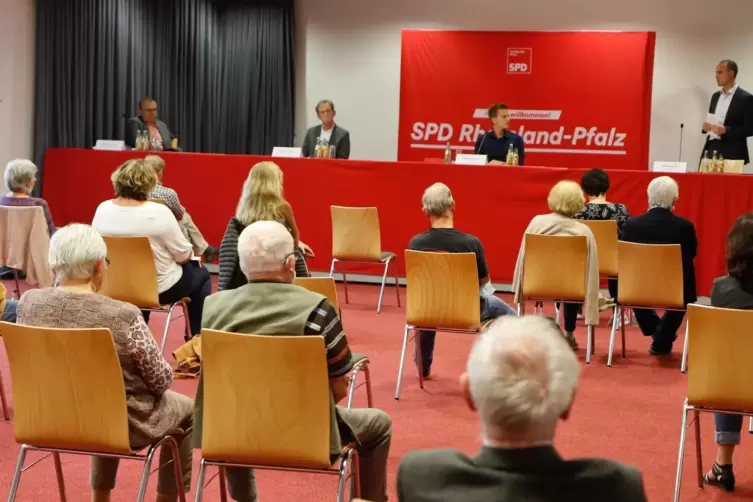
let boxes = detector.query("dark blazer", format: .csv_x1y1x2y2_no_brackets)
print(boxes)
622,207,698,304
301,124,350,159
125,116,176,150
397,446,646,502
704,87,753,163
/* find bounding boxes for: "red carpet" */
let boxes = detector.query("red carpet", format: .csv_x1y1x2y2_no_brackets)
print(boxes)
0,280,750,501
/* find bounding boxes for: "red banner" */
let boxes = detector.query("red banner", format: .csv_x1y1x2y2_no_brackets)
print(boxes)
398,31,656,169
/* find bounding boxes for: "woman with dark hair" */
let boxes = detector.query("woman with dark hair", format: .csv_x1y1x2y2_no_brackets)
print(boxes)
704,213,753,492
574,168,630,301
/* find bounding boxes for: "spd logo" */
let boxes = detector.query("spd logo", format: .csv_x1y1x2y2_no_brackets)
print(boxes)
507,48,532,74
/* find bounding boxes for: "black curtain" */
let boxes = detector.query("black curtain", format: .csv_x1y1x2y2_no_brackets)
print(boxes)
33,0,295,170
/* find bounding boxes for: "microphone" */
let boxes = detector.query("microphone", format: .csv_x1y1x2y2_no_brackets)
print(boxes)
475,130,490,155
678,123,684,162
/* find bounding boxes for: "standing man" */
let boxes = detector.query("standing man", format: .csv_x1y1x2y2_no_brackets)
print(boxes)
474,103,525,165
702,60,753,163
301,99,351,159
125,97,178,151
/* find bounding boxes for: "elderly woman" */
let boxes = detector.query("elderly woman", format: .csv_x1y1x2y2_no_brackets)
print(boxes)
92,158,211,337
622,176,697,355
1,159,56,235
16,224,193,502
512,181,600,350
703,213,753,492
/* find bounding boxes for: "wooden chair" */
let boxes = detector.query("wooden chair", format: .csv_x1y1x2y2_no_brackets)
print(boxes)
196,329,360,502
100,236,191,354
579,220,618,279
609,242,684,368
294,277,374,409
329,206,400,313
518,234,596,362
0,322,186,502
673,305,753,502
0,205,55,298
395,251,482,400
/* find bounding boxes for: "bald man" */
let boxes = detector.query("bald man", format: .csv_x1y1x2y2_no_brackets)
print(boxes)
195,221,392,502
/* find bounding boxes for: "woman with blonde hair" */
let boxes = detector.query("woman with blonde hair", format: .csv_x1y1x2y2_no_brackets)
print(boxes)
218,161,314,290
511,180,600,350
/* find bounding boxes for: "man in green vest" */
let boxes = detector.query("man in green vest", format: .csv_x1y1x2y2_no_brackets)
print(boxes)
195,220,392,502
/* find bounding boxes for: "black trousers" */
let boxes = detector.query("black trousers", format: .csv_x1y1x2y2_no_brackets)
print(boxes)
632,308,685,349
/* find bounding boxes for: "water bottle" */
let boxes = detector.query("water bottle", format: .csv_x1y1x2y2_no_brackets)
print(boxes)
444,142,452,164
506,144,514,165
699,150,709,173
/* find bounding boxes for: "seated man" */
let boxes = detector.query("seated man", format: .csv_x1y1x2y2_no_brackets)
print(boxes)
409,182,515,378
125,96,177,151
622,176,697,355
397,316,647,502
195,221,391,502
301,99,351,159
144,155,219,262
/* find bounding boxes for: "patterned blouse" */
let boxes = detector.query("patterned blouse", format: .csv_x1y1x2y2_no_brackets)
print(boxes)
0,195,56,235
575,202,630,239
17,288,185,445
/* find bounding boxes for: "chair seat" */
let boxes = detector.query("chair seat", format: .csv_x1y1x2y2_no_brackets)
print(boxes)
351,353,369,365
380,251,396,262
158,297,192,310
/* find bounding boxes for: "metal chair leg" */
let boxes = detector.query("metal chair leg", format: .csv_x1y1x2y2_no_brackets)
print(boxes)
342,267,350,304
8,444,28,501
395,324,410,400
347,363,364,409
160,303,181,355
166,436,187,502
336,450,355,502
694,411,703,488
194,458,207,502
218,467,228,502
13,268,21,300
681,320,690,374
673,401,690,502
0,364,10,421
621,307,627,359
393,260,401,308
180,301,192,341
53,452,67,502
585,325,593,365
415,331,425,390
607,307,619,367
376,261,389,313
136,442,161,502
555,303,561,324
363,363,373,408
749,416,753,434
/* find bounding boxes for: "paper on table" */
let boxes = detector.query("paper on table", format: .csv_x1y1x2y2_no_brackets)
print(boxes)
707,113,722,140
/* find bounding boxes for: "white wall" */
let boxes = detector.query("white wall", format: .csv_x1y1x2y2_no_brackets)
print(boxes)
295,0,753,168
0,0,35,192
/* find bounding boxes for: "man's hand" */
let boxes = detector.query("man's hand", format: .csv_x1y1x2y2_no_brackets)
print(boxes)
489,160,507,166
703,122,726,136
299,241,315,258
330,376,350,403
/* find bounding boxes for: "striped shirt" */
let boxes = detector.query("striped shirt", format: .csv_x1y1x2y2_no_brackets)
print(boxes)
304,299,353,377
149,182,184,221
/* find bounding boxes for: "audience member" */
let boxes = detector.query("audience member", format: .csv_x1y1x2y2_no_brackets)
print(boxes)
16,224,193,502
218,161,313,291
409,183,515,378
195,221,391,502
144,155,219,262
397,316,647,502
512,181,599,350
301,99,351,159
125,96,176,151
92,159,210,337
703,213,753,492
574,168,630,301
1,159,56,235
623,176,697,355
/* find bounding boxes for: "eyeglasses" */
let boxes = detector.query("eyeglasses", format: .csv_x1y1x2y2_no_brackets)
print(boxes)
282,251,296,267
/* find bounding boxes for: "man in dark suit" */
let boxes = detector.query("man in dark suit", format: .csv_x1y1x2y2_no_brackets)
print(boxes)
623,176,697,355
301,100,350,159
474,103,525,165
125,97,178,151
397,316,647,502
702,60,753,164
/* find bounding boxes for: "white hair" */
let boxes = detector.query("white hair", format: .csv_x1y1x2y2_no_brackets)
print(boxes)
422,182,455,217
647,176,679,209
144,155,166,173
238,220,294,278
49,224,107,282
4,159,37,193
467,316,580,441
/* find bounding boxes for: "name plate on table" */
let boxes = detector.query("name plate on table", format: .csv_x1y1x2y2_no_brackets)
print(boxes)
272,147,302,158
652,161,688,173
93,140,126,151
455,154,488,166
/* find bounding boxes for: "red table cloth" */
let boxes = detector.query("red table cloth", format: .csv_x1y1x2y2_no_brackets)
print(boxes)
43,148,753,295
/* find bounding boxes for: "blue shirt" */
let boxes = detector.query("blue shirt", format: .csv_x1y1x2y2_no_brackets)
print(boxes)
474,130,525,165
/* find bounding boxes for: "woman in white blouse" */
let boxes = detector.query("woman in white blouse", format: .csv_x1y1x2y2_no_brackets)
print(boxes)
92,158,211,337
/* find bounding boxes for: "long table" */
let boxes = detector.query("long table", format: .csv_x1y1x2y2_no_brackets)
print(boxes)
43,148,753,295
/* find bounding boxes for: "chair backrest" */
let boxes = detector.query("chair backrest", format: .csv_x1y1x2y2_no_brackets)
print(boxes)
200,329,332,468
296,277,340,314
579,220,618,277
687,305,753,411
331,206,382,262
521,234,588,302
0,322,131,453
617,241,683,308
0,205,54,287
100,236,161,308
404,250,480,329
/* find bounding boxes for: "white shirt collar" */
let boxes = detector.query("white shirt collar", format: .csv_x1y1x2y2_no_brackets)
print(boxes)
722,84,738,98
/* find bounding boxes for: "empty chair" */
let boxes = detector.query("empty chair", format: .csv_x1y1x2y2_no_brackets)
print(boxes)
329,206,400,313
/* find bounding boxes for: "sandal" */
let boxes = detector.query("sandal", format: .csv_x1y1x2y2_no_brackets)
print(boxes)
703,462,735,492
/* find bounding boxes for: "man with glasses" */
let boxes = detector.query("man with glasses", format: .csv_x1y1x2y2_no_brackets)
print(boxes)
125,96,178,151
301,99,351,159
